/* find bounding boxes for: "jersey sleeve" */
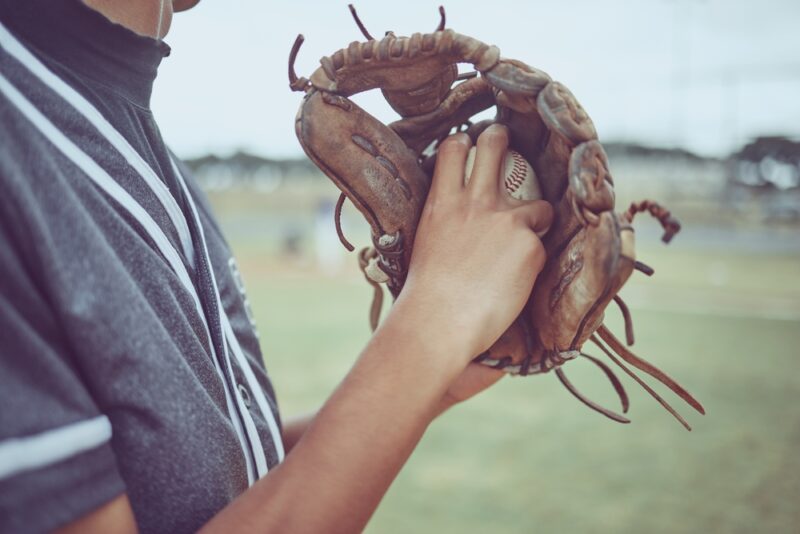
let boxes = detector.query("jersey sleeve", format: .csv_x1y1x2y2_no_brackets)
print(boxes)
0,217,127,533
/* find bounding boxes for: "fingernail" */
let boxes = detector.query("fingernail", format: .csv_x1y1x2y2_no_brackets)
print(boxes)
486,123,508,135
451,132,470,145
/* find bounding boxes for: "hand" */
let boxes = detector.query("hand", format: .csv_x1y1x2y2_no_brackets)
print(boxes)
395,124,553,362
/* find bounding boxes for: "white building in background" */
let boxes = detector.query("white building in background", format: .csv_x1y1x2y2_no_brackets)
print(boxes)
314,198,344,276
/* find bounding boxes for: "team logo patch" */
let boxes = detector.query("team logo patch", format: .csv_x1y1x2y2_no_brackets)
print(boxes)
228,257,259,338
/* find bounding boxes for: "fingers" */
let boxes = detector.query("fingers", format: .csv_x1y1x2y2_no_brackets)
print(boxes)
430,133,472,200
467,124,509,199
514,199,554,237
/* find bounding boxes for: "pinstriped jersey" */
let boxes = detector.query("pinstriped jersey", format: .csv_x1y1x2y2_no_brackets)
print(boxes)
0,1,283,532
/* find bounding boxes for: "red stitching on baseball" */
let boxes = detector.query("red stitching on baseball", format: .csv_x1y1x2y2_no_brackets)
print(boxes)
506,151,527,193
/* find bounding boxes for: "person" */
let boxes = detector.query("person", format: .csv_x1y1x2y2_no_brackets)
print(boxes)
0,0,552,532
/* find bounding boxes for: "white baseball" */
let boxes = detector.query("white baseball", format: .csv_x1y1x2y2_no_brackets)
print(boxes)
463,146,542,201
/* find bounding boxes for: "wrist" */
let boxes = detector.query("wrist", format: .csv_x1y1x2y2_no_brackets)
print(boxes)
382,289,477,368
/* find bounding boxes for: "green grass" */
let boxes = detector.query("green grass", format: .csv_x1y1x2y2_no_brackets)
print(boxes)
210,189,800,534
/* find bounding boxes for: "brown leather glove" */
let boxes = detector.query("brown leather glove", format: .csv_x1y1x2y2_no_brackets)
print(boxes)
289,5,704,429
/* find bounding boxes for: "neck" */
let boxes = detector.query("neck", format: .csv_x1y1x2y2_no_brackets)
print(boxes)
82,0,172,39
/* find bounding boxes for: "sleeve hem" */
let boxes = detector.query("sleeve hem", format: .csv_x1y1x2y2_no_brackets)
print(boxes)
0,438,126,533
0,415,111,480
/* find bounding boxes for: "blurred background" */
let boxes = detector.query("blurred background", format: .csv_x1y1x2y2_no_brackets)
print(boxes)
155,1,799,532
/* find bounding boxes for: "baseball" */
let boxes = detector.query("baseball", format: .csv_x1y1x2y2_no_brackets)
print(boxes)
463,146,543,201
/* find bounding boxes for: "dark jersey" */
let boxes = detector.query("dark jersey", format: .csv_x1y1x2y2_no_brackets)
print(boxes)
0,1,283,532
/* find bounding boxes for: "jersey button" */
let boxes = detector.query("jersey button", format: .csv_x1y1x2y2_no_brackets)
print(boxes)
237,383,252,409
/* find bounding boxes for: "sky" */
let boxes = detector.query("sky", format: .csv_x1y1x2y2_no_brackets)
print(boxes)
151,0,800,160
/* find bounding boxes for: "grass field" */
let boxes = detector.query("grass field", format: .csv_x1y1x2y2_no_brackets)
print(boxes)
210,188,800,534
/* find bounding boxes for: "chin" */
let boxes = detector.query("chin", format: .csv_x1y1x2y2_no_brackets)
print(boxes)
173,0,200,12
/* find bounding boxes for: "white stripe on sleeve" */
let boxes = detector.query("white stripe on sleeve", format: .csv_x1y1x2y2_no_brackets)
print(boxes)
0,416,112,480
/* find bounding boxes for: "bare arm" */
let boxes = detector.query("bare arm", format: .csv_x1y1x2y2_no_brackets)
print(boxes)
281,357,508,456
55,495,137,534
203,295,474,533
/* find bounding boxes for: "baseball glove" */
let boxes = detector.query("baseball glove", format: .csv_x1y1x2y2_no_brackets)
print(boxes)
288,5,704,429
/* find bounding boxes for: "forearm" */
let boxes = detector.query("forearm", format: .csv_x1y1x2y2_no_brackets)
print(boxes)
201,297,467,534
279,361,488,457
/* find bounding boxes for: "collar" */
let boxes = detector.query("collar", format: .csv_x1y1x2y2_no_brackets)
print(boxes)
0,0,171,108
